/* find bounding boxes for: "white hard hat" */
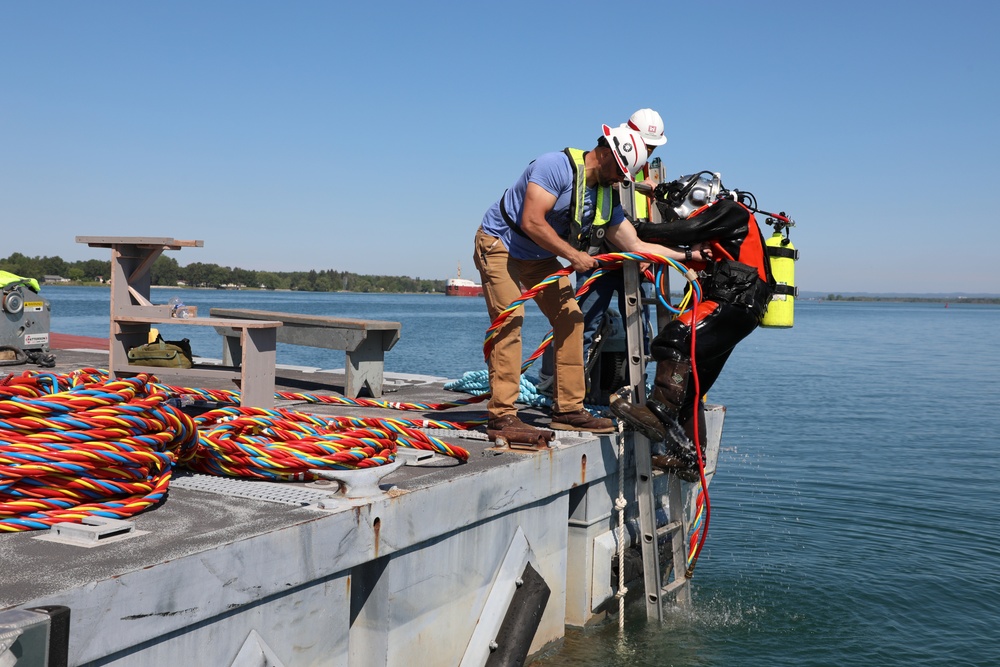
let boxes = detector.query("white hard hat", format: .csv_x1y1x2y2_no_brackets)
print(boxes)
626,108,667,147
601,124,648,182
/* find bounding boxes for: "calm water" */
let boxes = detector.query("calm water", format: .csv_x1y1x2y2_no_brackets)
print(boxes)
42,286,531,379
41,287,1000,666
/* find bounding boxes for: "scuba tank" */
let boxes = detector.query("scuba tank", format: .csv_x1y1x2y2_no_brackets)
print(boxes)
641,173,800,327
761,218,798,328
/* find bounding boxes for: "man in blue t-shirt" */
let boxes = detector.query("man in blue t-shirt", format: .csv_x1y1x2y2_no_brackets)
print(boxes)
538,109,669,395
474,124,709,440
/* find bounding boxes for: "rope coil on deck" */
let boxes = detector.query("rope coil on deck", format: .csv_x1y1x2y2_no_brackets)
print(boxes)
0,369,472,532
189,406,469,481
0,373,197,532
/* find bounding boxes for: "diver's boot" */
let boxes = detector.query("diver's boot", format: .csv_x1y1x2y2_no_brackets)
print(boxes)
676,404,707,466
647,353,703,480
608,352,691,441
609,390,667,441
653,404,706,482
651,454,701,482
646,423,699,482
644,352,690,429
607,351,688,440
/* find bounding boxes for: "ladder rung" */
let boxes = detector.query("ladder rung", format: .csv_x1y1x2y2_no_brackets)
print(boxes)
662,577,688,596
657,521,682,537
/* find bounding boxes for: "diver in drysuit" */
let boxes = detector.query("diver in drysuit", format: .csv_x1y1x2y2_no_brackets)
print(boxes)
610,176,775,481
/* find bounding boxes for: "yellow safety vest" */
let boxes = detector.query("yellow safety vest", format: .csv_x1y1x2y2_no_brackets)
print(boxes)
563,148,614,253
634,166,650,220
0,270,41,293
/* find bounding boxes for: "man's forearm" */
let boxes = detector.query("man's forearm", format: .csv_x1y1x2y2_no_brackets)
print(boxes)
522,219,579,261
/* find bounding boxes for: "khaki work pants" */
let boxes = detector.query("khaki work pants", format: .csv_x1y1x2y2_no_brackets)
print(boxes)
473,228,585,420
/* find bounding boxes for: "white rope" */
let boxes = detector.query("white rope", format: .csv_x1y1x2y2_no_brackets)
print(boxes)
615,418,628,634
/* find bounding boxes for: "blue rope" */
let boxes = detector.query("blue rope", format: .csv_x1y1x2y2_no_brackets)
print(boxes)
443,370,652,415
444,370,549,407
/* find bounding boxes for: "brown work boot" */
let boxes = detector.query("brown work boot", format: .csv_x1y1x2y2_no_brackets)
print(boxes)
650,353,690,421
487,414,554,447
550,409,614,434
487,414,528,439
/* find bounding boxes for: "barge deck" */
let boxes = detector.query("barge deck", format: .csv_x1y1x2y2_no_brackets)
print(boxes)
2,344,721,666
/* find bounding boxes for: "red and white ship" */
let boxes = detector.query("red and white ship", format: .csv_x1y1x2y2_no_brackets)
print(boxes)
445,263,483,297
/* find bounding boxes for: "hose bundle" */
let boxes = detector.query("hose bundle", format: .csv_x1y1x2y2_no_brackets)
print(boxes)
0,369,472,532
0,373,197,532
187,406,469,481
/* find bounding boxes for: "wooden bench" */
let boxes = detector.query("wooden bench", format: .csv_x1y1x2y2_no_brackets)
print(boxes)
209,308,401,399
115,315,281,407
77,236,282,408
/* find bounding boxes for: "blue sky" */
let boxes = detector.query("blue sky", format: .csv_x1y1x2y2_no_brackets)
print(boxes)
3,1,998,294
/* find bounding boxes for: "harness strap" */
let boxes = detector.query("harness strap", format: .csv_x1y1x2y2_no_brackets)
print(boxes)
767,245,799,260
499,190,530,239
564,148,613,252
772,283,798,297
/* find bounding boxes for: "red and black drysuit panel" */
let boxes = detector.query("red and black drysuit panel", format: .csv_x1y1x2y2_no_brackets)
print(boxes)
635,198,775,424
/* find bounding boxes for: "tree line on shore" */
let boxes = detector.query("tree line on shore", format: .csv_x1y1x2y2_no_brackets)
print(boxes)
7,252,996,301
0,252,446,293
823,294,1000,304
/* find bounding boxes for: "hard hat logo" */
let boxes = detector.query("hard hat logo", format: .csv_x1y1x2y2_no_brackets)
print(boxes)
626,108,668,146
600,123,648,182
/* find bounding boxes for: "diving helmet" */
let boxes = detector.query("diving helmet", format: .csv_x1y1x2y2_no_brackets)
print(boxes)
654,172,724,221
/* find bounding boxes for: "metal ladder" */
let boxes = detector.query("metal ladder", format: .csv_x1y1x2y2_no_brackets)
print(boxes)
619,170,691,621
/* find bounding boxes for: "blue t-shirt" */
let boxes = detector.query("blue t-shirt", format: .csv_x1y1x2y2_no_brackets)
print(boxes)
480,151,625,260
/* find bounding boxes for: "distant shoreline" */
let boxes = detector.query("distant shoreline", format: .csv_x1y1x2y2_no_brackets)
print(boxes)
41,283,447,296
40,283,1000,303
817,295,1000,304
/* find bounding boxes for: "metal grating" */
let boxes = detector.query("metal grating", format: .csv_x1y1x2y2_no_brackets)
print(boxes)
419,428,490,441
170,473,335,507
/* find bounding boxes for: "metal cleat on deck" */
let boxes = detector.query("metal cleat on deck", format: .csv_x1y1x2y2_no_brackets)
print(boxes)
309,459,404,501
